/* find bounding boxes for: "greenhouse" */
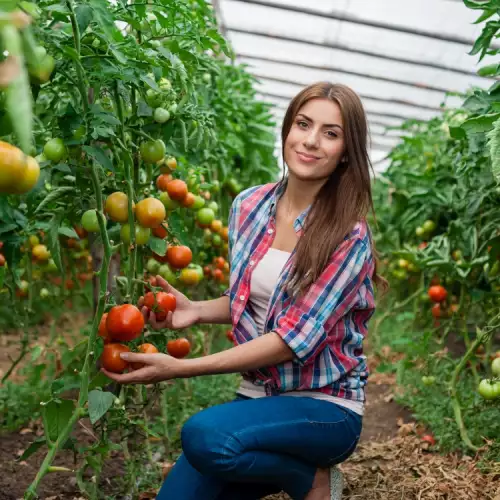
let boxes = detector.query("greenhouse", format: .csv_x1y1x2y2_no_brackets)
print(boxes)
0,1,499,499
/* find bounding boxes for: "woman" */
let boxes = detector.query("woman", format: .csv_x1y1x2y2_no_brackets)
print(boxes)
103,82,384,500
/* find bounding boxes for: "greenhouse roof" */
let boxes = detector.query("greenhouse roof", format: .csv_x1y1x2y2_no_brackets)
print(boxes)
213,0,498,172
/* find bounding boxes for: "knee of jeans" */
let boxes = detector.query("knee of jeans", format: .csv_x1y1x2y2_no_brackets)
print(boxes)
181,410,243,475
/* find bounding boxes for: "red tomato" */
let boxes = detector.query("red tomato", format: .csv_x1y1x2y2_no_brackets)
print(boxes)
431,303,442,318
214,256,225,270
156,173,173,192
152,223,168,239
107,304,145,342
226,329,235,342
166,179,188,201
131,343,160,370
421,434,436,446
428,285,447,303
166,245,192,269
167,338,191,358
0,254,5,267
143,291,177,321
212,268,224,283
101,343,131,373
98,313,111,343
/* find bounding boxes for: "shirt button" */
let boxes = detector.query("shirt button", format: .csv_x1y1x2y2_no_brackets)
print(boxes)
239,295,245,301
268,229,274,234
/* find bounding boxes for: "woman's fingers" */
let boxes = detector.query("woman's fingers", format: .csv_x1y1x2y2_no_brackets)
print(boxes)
149,310,173,330
140,305,150,323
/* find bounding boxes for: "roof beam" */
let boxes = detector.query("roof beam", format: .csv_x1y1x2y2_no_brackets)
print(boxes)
256,74,429,121
240,54,453,101
230,0,494,47
228,27,491,79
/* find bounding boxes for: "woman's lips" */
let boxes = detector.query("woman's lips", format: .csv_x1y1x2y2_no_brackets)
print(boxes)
296,151,320,163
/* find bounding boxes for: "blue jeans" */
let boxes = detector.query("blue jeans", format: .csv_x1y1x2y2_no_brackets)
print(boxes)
157,395,362,500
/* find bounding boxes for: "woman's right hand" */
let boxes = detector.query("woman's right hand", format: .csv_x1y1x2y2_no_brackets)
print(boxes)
139,275,200,330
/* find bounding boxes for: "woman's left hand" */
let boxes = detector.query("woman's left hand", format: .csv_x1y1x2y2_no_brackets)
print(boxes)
101,352,182,385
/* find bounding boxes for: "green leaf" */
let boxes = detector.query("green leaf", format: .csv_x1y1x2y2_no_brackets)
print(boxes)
17,437,46,462
478,63,500,77
58,226,79,239
461,113,500,135
88,390,116,424
148,236,167,256
75,4,93,34
109,45,127,64
88,0,123,42
42,399,75,444
35,187,74,214
47,213,64,273
89,371,110,391
83,145,114,172
487,118,500,183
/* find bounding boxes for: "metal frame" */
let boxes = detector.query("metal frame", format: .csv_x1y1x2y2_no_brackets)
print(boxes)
228,27,492,79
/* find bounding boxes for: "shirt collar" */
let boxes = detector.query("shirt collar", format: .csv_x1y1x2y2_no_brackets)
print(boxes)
269,178,312,234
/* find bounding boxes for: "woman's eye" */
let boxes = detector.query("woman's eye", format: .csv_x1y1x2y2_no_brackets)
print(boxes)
326,131,337,138
297,121,308,128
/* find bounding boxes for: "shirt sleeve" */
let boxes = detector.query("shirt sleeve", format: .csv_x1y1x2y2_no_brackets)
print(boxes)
273,237,372,366
222,195,240,297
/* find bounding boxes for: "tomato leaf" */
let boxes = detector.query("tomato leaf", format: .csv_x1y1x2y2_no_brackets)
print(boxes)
35,187,74,214
487,118,500,183
148,237,167,256
47,212,64,273
42,399,75,444
89,371,110,391
58,226,79,239
83,146,114,173
88,390,116,424
75,4,94,34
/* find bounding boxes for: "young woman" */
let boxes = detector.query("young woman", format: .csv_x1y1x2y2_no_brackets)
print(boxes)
103,82,384,500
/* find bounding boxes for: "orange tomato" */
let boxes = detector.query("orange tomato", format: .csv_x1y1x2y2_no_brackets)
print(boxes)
221,227,229,242
166,179,188,201
156,173,173,191
428,285,447,303
135,197,166,228
105,192,134,223
131,343,160,370
166,245,192,269
214,256,225,270
0,254,5,267
152,223,168,239
167,338,191,358
181,192,196,208
212,268,224,282
211,220,223,233
101,343,131,373
32,244,50,261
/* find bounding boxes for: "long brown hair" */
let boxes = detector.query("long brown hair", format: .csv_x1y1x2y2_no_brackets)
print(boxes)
281,82,386,295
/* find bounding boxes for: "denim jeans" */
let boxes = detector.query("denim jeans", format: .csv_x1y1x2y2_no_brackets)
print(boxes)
156,394,362,500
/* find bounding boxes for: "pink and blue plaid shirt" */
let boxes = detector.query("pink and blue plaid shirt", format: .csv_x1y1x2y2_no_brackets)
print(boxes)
225,181,375,402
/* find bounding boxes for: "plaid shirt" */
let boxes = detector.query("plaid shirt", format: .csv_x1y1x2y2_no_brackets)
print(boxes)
225,181,375,402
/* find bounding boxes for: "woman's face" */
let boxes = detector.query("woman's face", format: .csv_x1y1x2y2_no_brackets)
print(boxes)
284,98,346,182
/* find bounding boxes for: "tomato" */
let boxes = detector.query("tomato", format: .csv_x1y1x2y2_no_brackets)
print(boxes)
196,207,215,226
478,379,500,400
214,256,225,270
145,89,163,108
167,338,191,358
428,285,447,303
43,138,67,163
159,191,180,211
159,264,178,284
0,141,29,193
166,156,177,170
39,288,50,299
398,259,409,269
107,304,145,342
210,220,223,234
226,329,235,342
154,107,171,123
81,209,100,232
101,343,131,373
225,178,242,196
191,195,205,210
212,268,224,283
422,220,436,234
491,357,500,377
210,179,221,194
98,313,111,343
452,249,462,261
449,304,459,315
421,434,436,446
105,192,134,223
181,192,196,208
120,224,151,246
166,179,188,201
146,258,161,275
418,242,428,250
131,343,160,370
11,156,40,194
152,223,168,239
0,254,5,267
140,139,166,163
167,245,192,269
179,265,203,285
421,375,435,386
136,197,166,228
30,53,55,84
221,227,229,242
156,173,173,192
32,244,50,261
159,78,172,91
212,234,222,247
143,291,177,321
415,227,425,238
74,225,87,239
207,201,219,213
431,303,442,318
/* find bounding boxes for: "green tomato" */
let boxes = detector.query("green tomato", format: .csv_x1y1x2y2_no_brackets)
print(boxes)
212,234,222,247
492,357,500,377
140,139,166,163
159,78,172,91
43,138,67,163
489,260,500,278
46,259,58,272
146,258,161,274
169,103,178,115
415,227,425,238
210,180,221,193
422,376,436,386
202,73,211,84
153,107,171,123
120,224,151,246
150,40,161,48
451,249,462,261
191,195,205,210
159,191,180,211
422,220,436,234
391,269,407,280
81,210,100,233
39,288,50,299
226,177,242,195
72,125,86,140
158,264,177,284
207,201,219,213
196,208,215,226
145,88,163,108
478,379,500,400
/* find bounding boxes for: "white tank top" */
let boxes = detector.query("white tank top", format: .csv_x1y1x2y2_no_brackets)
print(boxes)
241,247,364,416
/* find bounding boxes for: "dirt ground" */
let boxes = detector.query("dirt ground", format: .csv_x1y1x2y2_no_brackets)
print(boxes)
1,322,499,500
